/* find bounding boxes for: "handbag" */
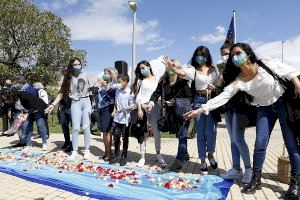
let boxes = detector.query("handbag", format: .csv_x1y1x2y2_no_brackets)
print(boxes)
174,97,192,119
257,60,300,134
129,109,147,143
229,91,257,129
236,105,258,129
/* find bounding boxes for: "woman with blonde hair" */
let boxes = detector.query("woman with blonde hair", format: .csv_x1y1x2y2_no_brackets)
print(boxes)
97,67,118,161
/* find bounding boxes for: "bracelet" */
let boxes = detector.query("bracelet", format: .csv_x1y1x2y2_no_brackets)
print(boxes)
51,104,55,107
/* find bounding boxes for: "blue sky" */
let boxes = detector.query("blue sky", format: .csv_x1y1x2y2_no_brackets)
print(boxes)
36,0,300,81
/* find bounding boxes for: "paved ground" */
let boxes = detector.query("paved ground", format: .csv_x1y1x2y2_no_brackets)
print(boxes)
0,119,289,200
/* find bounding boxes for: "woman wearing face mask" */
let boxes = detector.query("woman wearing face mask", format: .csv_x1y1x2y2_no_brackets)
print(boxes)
97,68,118,161
132,61,165,167
148,59,192,171
184,43,300,197
45,57,92,160
170,46,220,172
216,43,253,184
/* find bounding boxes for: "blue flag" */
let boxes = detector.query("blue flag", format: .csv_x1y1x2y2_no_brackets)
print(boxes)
224,14,236,45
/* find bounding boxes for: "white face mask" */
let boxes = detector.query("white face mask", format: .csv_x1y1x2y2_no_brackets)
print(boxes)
222,55,229,62
114,83,122,89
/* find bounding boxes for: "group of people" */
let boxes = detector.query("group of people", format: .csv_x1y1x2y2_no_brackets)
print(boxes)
0,42,299,199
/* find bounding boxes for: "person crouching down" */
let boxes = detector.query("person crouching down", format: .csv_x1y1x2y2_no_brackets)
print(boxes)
109,74,135,166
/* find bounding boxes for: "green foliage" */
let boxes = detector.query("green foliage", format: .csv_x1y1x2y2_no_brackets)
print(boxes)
0,0,87,86
0,63,19,84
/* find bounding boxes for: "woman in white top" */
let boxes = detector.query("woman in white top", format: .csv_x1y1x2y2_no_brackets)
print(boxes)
132,60,165,167
184,43,300,197
170,46,219,172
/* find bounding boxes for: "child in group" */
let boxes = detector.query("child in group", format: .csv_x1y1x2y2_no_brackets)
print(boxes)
109,74,135,166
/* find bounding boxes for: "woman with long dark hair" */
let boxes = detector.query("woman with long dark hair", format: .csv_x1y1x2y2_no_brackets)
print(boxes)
170,46,219,172
132,60,165,167
45,57,92,160
184,43,300,197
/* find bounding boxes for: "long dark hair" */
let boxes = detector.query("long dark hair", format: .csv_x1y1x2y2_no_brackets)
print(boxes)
132,60,154,96
223,43,258,86
223,43,258,110
189,45,213,70
1,88,19,104
61,57,82,99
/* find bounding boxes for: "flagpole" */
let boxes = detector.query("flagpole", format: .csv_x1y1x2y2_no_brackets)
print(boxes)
233,10,236,43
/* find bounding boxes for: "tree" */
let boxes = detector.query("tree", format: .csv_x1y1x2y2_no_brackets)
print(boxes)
0,0,86,86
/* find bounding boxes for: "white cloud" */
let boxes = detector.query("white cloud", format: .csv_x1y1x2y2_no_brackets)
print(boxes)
40,0,78,10
63,0,172,51
191,26,226,44
244,35,300,69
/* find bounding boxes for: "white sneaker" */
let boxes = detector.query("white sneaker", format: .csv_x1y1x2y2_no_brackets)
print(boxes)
221,168,243,180
137,158,145,168
42,144,48,151
69,151,78,160
83,150,90,160
22,146,31,152
157,154,165,165
242,168,253,183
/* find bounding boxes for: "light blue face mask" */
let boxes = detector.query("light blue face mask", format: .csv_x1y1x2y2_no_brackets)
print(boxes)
141,67,150,77
73,65,82,73
102,73,111,81
232,53,248,67
195,55,207,65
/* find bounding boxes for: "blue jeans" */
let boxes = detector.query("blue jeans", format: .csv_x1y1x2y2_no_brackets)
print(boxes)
224,109,251,170
59,108,72,144
254,98,300,175
71,97,91,151
194,96,217,160
25,112,47,146
175,121,189,161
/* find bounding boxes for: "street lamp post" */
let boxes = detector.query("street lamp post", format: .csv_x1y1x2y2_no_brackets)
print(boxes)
281,40,286,63
128,0,138,84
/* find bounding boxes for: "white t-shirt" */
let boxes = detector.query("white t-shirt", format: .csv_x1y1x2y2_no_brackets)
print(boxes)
201,58,300,114
38,89,49,104
183,65,218,90
69,72,90,100
135,77,159,107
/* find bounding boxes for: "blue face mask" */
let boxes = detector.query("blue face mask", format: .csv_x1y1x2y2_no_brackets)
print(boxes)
195,55,207,65
141,67,150,77
102,73,111,81
73,65,82,73
232,53,248,67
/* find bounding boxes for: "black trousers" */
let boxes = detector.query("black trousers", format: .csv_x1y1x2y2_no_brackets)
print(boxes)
113,122,130,158
58,108,72,144
1,103,13,132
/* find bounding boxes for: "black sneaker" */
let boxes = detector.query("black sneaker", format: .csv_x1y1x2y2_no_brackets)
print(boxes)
62,142,70,150
209,157,218,169
120,157,127,166
167,159,183,172
200,162,208,172
108,156,120,164
12,143,26,148
185,153,190,161
64,145,73,153
100,154,107,160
